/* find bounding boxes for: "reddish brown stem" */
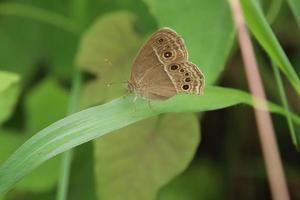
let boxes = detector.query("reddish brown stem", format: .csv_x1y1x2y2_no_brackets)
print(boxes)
228,0,290,200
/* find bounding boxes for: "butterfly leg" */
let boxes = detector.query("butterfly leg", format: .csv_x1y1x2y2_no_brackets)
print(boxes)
131,94,138,113
133,94,138,103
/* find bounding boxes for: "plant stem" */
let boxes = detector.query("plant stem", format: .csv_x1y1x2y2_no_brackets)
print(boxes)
228,0,290,200
56,69,82,200
56,151,73,200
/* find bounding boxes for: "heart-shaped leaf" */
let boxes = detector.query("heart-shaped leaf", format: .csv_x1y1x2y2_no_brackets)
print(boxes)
95,113,199,200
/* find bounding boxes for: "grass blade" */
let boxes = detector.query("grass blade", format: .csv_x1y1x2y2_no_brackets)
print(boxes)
0,86,299,194
240,0,300,96
271,61,299,149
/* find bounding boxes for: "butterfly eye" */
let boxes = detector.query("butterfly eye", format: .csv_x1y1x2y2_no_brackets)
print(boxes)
182,84,189,90
185,77,191,82
164,51,172,58
170,64,179,70
180,69,185,73
158,38,164,43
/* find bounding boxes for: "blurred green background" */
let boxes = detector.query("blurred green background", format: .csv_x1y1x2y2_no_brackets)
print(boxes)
0,0,299,199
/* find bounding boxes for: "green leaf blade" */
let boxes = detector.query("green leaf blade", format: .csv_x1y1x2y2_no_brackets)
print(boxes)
241,0,300,96
0,96,154,194
0,86,299,194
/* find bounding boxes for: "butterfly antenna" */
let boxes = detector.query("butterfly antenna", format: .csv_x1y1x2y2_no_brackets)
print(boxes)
106,81,128,87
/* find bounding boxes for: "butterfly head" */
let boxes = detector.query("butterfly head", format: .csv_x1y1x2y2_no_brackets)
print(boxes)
127,81,135,94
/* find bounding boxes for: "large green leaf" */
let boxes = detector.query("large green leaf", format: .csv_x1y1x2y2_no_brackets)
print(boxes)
25,78,69,135
76,11,141,106
143,0,234,84
0,85,299,193
241,0,300,96
94,113,199,200
0,71,20,125
158,160,223,200
97,0,157,34
0,129,25,165
0,1,80,81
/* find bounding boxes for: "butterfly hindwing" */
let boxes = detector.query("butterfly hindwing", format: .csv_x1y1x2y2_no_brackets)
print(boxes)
164,61,205,95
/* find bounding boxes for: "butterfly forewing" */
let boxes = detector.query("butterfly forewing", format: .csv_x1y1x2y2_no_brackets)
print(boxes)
128,27,205,100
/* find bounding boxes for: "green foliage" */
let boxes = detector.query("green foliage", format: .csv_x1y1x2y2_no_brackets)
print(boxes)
0,2,79,81
241,0,300,96
76,12,141,106
75,6,233,199
0,0,299,199
67,142,97,200
0,71,20,125
25,78,69,134
241,0,300,147
144,0,234,84
0,85,298,194
0,78,69,193
158,160,223,200
95,114,199,200
286,0,300,27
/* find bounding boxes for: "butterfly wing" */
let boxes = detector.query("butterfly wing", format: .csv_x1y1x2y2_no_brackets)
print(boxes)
128,27,204,100
138,64,177,100
163,61,205,95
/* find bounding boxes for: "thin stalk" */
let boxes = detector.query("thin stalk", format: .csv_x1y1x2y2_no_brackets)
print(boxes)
56,151,73,200
228,0,290,200
56,0,86,198
271,61,298,149
56,70,82,200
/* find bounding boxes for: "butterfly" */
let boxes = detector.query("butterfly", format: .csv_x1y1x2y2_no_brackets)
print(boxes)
128,27,205,101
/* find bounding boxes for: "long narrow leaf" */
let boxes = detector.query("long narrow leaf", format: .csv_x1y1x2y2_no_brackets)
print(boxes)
240,0,300,96
0,86,299,194
272,61,299,148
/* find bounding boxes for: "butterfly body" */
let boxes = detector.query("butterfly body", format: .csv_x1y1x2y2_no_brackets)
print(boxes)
128,27,205,101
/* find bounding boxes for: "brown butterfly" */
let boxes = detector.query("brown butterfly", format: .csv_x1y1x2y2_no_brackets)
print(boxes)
128,27,205,101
